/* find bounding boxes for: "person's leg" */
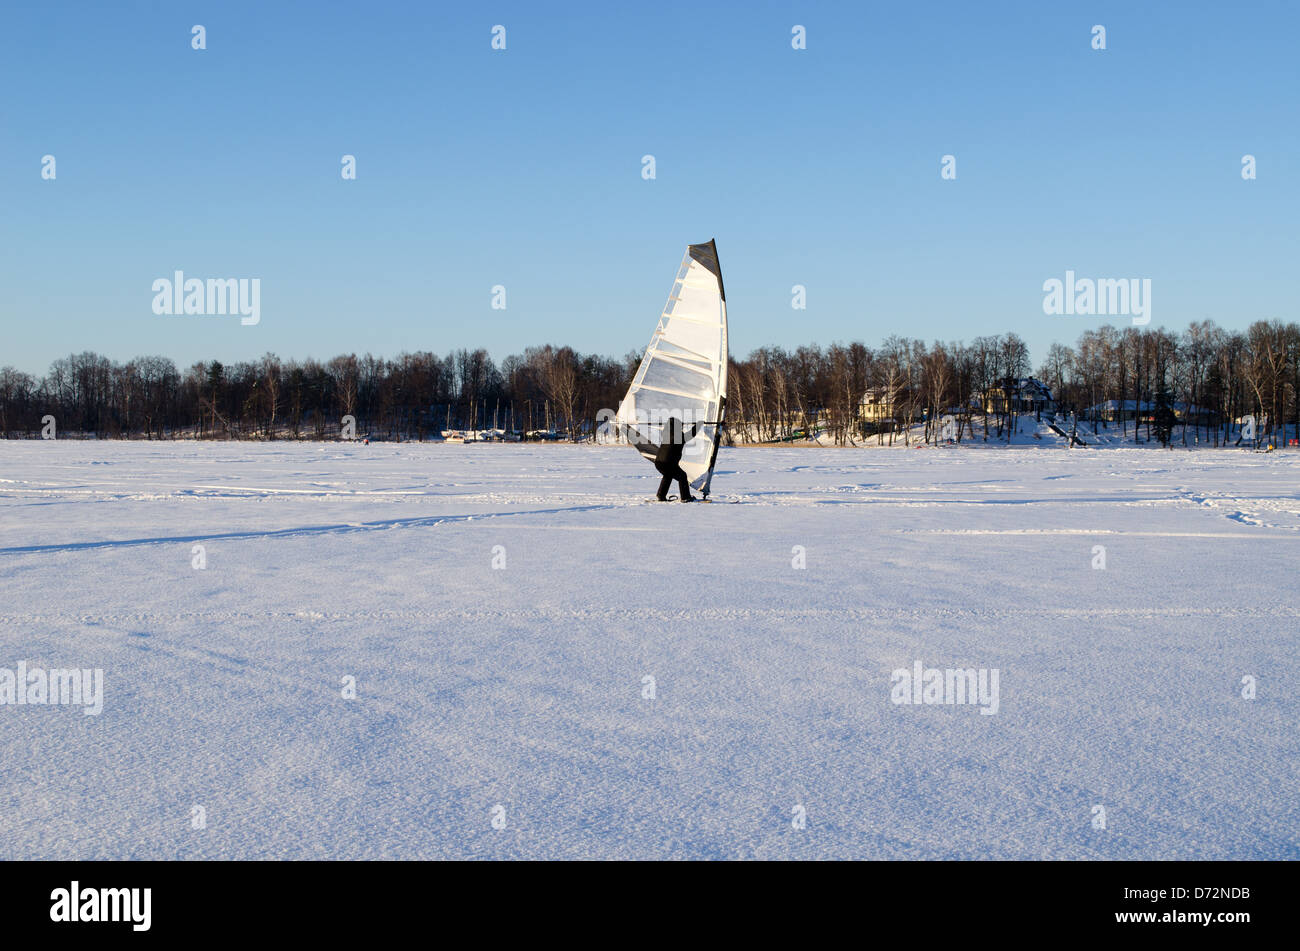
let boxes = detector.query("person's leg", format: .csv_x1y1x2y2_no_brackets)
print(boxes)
654,461,672,500
673,464,693,501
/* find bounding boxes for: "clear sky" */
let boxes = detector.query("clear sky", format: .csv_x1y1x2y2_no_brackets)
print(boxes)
2,1,1296,376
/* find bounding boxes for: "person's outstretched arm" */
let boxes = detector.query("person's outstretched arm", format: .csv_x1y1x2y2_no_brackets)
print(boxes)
622,423,657,455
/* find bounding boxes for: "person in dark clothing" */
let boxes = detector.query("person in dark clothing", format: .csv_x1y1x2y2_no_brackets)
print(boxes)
654,415,699,501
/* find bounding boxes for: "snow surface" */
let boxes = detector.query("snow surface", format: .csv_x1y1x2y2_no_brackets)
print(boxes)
1,441,1297,859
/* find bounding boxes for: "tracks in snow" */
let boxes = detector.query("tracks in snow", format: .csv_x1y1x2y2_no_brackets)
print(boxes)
3,605,1299,627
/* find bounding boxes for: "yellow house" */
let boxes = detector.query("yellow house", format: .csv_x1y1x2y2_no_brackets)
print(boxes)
858,389,921,423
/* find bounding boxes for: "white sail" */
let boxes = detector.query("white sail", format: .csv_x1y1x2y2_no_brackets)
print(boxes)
617,240,728,497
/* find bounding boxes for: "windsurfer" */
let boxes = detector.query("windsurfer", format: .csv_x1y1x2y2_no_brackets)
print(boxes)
655,415,699,502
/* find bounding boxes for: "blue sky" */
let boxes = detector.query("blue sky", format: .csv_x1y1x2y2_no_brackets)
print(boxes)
2,1,1296,376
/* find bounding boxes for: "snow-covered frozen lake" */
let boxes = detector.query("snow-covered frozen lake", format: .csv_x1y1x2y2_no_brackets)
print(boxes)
1,441,1297,859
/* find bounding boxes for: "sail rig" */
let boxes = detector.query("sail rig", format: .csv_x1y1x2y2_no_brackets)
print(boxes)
616,239,728,498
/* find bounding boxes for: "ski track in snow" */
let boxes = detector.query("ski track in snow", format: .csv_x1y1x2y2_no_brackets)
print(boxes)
0,442,1297,860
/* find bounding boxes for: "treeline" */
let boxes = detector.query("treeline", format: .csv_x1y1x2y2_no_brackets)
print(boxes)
0,347,630,441
1,319,1297,446
731,320,1300,447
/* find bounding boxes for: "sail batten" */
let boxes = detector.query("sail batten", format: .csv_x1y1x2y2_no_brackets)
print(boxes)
634,384,714,401
616,239,728,498
648,354,714,372
657,312,721,326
